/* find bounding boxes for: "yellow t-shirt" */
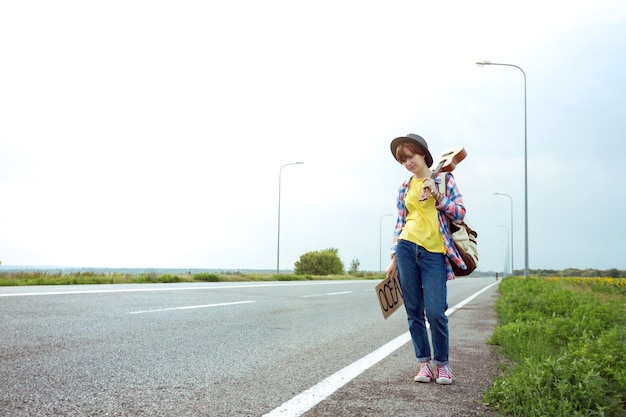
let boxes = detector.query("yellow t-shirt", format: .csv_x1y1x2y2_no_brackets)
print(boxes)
399,178,445,254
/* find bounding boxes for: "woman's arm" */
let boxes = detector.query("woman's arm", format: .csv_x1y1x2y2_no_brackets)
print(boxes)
390,181,409,255
436,173,465,223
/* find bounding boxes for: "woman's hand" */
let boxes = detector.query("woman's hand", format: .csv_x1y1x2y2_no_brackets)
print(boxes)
423,177,437,194
386,258,397,279
419,177,440,201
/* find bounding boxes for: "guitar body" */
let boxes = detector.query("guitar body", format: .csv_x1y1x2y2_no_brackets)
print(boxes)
420,146,467,200
434,146,467,175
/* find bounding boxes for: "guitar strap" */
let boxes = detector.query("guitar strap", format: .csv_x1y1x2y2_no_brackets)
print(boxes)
437,173,460,234
437,172,447,196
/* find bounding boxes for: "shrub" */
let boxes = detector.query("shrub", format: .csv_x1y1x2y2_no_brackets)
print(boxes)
193,272,225,282
294,248,344,275
133,273,160,283
348,258,360,275
157,274,181,283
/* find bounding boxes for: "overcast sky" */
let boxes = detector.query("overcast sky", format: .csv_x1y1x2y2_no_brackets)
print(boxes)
1,0,625,273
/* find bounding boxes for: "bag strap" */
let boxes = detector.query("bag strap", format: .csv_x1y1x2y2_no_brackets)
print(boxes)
438,172,462,233
437,172,447,196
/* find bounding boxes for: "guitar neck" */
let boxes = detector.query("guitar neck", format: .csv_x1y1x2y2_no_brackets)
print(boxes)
430,161,445,179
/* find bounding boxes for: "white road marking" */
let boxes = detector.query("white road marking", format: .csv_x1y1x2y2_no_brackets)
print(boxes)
300,291,352,298
445,280,499,316
0,281,371,297
128,301,255,314
263,280,500,417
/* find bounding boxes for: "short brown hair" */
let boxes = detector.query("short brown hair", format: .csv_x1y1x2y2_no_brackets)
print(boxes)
395,142,425,163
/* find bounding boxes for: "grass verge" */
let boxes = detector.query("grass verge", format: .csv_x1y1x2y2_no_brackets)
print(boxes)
0,270,382,286
484,277,626,416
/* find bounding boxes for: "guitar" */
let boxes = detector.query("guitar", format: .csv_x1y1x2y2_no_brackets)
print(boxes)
420,146,467,200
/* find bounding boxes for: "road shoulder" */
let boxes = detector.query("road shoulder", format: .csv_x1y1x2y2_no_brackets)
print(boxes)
304,281,500,417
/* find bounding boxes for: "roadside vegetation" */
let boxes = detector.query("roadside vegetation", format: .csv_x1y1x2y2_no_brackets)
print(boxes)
294,248,344,275
0,248,378,285
0,270,381,286
484,276,626,417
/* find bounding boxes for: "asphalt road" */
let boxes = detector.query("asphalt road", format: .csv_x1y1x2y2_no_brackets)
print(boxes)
0,278,499,416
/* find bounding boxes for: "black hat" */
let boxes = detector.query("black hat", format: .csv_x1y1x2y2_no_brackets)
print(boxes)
390,133,434,167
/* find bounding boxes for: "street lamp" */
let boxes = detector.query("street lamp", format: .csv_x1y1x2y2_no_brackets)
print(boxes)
492,192,514,275
277,162,304,275
477,60,529,279
379,214,394,273
496,224,510,275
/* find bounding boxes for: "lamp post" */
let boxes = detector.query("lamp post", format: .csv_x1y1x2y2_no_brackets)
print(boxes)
379,214,394,273
277,161,304,275
492,192,514,275
477,60,529,279
496,224,510,275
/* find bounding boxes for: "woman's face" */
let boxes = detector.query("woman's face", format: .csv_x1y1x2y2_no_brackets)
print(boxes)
397,146,427,174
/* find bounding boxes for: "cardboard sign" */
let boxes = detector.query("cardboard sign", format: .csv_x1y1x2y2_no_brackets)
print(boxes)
375,273,404,319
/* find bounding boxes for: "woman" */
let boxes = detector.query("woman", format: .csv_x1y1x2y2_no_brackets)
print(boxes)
386,133,468,384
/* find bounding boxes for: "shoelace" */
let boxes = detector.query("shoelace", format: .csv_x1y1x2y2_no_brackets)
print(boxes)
418,365,433,378
438,365,453,379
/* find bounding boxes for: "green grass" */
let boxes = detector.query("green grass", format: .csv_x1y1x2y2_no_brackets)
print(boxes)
484,277,626,416
0,270,382,286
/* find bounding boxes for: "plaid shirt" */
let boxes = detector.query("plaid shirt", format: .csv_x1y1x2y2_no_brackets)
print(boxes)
391,172,467,280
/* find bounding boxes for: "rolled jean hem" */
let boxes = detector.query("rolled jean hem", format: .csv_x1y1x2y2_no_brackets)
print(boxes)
432,359,448,366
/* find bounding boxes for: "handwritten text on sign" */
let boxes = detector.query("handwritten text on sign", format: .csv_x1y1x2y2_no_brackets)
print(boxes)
375,274,404,319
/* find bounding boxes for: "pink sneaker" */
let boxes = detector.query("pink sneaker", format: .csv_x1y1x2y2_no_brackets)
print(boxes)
436,364,455,384
414,363,434,383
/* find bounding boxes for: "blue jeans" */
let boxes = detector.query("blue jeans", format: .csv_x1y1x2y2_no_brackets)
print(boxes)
396,239,449,366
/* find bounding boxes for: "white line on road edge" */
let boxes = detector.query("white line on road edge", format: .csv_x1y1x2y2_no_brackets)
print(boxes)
300,291,353,298
0,281,371,297
263,280,500,417
264,332,412,417
127,301,255,314
445,280,500,317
